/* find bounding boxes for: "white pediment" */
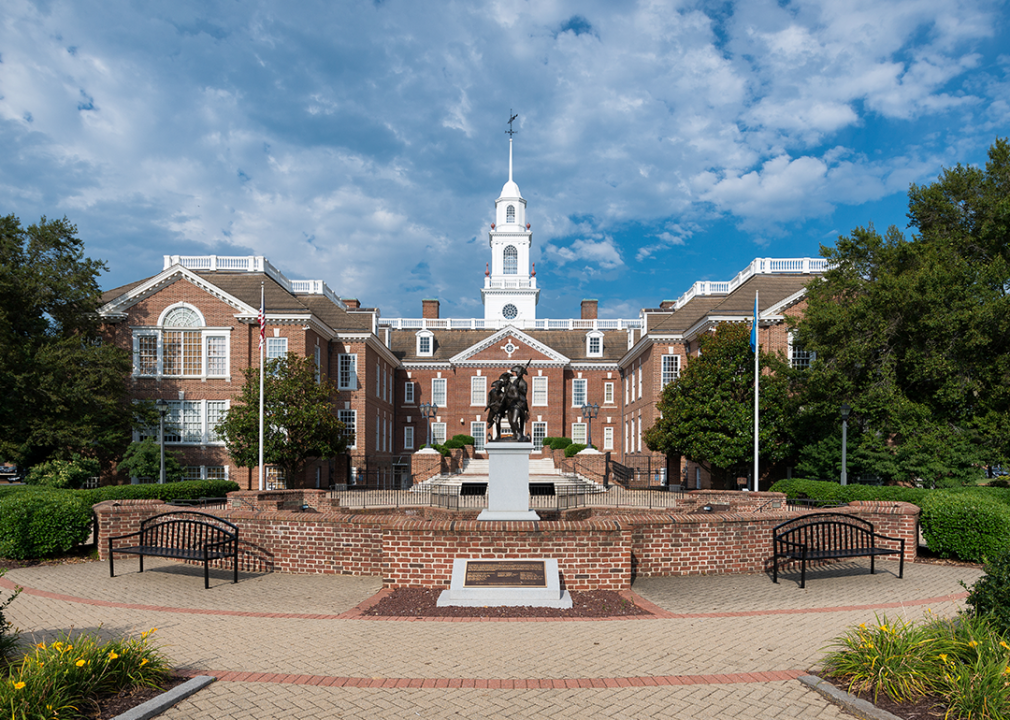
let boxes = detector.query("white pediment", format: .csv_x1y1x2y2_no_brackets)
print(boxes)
448,326,570,366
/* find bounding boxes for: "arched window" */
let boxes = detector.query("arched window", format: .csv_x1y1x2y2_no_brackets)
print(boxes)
506,205,515,223
504,245,518,275
163,306,203,327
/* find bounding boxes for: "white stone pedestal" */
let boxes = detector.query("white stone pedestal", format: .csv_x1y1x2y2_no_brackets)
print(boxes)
437,558,572,608
477,441,539,521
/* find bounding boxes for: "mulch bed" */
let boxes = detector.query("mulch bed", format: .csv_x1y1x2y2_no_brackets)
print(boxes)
85,675,189,719
819,674,948,720
362,588,651,618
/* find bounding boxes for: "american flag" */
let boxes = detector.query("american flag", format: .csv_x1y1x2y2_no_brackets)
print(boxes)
258,294,265,350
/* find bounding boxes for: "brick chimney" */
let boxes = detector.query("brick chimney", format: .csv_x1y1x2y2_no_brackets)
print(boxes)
422,299,440,319
581,299,598,320
342,298,360,309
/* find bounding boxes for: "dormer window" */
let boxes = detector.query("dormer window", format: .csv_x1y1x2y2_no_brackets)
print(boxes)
504,245,518,275
416,329,434,357
506,205,515,223
586,330,604,357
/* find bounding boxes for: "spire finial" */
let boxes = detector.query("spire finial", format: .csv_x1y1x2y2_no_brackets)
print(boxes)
506,110,518,183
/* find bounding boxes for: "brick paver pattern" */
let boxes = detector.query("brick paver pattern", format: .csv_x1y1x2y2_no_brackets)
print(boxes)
3,558,980,719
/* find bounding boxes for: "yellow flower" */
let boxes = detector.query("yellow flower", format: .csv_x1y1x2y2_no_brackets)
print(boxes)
76,659,86,667
1002,641,1010,650
939,654,949,663
13,681,25,690
969,641,979,648
108,651,119,660
879,624,889,632
140,658,148,667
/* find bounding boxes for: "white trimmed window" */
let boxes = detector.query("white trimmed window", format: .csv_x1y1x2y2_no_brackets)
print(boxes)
404,426,415,450
506,205,515,223
571,422,588,445
432,378,447,407
531,422,547,452
662,354,680,386
604,382,614,404
431,422,447,446
338,354,357,390
586,330,603,357
637,362,642,399
338,409,357,449
572,378,587,407
131,305,229,378
790,334,815,370
603,426,614,450
376,362,381,397
471,421,486,452
404,381,415,404
313,345,321,383
504,245,518,274
416,330,433,356
532,376,548,406
266,337,287,375
471,375,486,406
142,400,228,445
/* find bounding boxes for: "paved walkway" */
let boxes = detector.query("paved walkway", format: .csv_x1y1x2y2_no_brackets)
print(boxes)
2,559,981,719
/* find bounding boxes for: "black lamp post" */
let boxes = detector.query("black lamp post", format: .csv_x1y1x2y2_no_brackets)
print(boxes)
155,399,169,484
840,403,851,486
420,402,438,446
581,402,599,448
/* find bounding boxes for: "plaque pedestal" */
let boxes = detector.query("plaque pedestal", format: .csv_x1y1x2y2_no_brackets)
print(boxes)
437,558,572,608
477,442,539,521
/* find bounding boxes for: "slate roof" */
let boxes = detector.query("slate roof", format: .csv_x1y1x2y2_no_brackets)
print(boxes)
646,274,816,334
100,269,373,332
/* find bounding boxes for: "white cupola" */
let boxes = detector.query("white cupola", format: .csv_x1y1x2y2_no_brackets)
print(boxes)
483,129,539,323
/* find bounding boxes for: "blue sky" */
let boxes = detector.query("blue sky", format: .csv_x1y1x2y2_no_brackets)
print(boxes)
2,0,1008,318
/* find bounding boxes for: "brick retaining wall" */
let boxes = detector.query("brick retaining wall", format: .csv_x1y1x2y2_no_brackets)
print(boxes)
94,494,919,590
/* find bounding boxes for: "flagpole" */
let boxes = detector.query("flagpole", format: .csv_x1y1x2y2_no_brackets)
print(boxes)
258,282,265,491
752,290,760,492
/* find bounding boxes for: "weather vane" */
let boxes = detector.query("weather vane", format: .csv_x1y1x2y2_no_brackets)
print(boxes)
506,110,518,137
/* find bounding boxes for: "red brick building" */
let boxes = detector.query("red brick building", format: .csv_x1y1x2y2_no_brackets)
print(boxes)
98,150,825,490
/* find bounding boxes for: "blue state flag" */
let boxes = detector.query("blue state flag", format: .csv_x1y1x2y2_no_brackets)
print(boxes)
749,293,758,353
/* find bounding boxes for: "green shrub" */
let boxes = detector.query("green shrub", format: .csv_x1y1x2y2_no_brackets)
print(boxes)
964,548,1010,635
564,443,588,457
78,479,239,505
25,455,100,490
541,437,556,448
450,434,475,446
443,439,466,450
549,437,572,451
0,489,92,560
422,443,451,457
920,495,1010,564
0,569,21,660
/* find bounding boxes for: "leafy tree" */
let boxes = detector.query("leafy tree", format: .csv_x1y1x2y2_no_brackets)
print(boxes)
117,439,186,483
0,215,133,469
218,353,348,482
793,138,1010,486
644,323,797,487
24,455,101,490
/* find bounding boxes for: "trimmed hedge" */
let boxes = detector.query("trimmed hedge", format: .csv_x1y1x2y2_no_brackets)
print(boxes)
0,488,92,560
769,478,1010,563
549,437,572,451
564,443,588,457
0,480,239,560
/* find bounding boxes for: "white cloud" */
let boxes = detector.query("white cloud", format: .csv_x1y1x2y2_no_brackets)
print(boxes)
0,0,1004,317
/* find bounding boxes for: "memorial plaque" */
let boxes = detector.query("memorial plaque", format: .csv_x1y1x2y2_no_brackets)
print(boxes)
463,560,547,588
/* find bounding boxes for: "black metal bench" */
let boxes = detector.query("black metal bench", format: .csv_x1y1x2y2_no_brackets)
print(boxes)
109,511,239,589
772,513,904,588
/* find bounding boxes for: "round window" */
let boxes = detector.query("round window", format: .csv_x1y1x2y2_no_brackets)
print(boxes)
502,304,518,320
